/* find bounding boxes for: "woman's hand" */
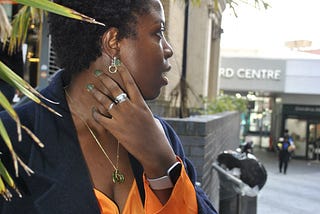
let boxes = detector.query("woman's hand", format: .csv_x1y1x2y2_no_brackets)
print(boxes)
89,64,177,179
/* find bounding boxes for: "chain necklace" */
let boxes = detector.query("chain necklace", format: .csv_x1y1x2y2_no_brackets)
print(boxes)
65,88,125,184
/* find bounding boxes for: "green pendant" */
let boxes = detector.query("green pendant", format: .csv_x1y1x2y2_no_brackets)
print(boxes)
112,170,125,184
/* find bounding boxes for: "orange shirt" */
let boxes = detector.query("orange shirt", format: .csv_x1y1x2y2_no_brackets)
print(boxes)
94,163,198,214
94,180,144,214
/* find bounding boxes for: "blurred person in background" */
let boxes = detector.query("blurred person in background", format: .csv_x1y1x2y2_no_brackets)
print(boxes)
277,134,295,174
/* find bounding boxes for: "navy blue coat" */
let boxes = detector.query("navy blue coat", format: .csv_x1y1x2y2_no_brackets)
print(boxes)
0,71,217,214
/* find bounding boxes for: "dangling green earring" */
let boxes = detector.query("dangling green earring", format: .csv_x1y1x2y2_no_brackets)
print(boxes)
108,57,121,74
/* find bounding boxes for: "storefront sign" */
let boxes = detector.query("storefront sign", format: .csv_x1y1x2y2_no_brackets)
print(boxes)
219,57,286,92
295,106,320,113
220,67,281,80
283,104,320,116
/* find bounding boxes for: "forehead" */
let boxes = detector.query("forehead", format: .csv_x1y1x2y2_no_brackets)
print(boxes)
151,0,164,14
137,0,165,25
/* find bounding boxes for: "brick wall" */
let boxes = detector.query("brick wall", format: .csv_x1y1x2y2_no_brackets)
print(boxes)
165,111,241,209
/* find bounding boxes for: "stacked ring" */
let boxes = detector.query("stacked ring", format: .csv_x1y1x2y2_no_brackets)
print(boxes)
114,93,128,104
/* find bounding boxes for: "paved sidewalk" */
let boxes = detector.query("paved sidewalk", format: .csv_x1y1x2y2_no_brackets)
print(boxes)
254,148,320,214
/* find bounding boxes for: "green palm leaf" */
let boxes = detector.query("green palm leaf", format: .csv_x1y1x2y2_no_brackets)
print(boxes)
8,6,37,54
0,61,62,117
0,0,105,200
0,159,22,200
0,91,21,142
0,119,18,177
0,119,31,201
15,0,105,26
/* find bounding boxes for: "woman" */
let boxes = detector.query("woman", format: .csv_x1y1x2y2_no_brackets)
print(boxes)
277,135,294,174
0,0,217,213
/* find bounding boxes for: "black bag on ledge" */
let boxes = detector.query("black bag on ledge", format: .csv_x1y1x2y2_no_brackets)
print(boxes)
217,150,267,190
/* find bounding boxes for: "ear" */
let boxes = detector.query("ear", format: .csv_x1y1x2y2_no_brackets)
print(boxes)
101,27,120,58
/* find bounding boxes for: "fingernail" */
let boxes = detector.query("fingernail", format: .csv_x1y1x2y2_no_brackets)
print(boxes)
86,83,94,92
92,106,96,111
92,107,98,120
92,106,97,115
94,69,103,77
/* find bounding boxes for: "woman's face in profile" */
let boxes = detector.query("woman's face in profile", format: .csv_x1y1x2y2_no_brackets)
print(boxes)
119,0,173,100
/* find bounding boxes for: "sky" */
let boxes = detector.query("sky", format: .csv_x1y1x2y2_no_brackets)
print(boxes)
220,0,320,58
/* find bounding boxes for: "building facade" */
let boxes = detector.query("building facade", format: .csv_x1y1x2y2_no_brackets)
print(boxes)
219,56,320,160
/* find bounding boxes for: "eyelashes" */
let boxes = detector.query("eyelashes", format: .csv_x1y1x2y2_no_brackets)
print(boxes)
156,25,166,38
153,22,166,38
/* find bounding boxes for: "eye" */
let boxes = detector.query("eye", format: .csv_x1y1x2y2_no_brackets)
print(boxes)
155,24,166,38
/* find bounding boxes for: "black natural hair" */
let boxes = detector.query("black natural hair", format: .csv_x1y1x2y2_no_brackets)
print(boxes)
49,0,153,76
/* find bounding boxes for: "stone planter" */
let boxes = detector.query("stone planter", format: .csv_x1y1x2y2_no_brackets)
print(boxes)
165,111,241,208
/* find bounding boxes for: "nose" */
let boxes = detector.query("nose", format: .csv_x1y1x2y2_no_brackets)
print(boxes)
163,37,173,59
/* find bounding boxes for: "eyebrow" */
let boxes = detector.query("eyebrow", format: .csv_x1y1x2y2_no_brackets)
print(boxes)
156,20,166,29
153,19,165,25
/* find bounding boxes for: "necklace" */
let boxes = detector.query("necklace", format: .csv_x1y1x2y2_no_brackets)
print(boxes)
65,88,125,184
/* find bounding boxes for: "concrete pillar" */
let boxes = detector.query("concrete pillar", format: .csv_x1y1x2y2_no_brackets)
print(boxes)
208,21,223,99
186,0,225,107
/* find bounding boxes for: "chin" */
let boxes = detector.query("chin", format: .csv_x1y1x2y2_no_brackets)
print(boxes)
142,90,161,101
144,94,160,101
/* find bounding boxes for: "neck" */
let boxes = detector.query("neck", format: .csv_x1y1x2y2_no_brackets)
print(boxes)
65,54,122,122
64,69,97,122
65,54,106,119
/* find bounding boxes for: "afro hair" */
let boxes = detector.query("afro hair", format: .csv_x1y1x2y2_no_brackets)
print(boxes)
49,0,152,76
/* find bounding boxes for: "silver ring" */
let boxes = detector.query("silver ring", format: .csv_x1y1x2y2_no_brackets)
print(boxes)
108,102,115,111
114,93,128,104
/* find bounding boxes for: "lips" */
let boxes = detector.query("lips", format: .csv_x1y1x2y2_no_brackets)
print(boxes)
164,64,171,72
161,64,171,85
160,72,168,86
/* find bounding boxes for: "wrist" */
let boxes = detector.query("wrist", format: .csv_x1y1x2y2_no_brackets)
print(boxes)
143,153,177,178
146,161,182,190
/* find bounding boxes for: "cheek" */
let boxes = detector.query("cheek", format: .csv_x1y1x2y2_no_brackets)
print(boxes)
121,55,147,92
124,63,159,99
120,44,162,98
122,49,153,81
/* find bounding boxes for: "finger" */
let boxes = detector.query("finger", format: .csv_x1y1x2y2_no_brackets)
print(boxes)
96,71,127,102
93,75,113,99
92,108,120,136
93,69,123,97
88,83,114,113
117,64,143,103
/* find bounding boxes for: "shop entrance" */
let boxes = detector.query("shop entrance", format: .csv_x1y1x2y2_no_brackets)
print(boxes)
307,122,320,160
285,118,307,158
282,104,320,159
284,118,320,159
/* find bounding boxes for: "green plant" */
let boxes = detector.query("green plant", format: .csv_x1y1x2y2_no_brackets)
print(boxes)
0,0,102,200
226,0,270,17
200,94,248,115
